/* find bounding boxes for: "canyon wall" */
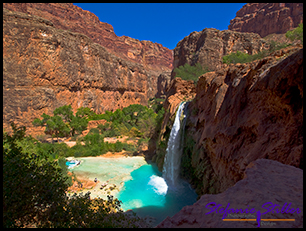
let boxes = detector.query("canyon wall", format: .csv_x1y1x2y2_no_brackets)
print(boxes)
2,8,165,135
172,28,269,77
3,4,172,136
228,3,303,38
182,45,303,195
3,3,173,73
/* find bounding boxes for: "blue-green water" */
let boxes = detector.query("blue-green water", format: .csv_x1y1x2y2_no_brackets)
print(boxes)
70,157,197,226
117,162,198,226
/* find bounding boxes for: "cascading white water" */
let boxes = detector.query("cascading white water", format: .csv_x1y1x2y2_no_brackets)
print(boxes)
162,102,188,187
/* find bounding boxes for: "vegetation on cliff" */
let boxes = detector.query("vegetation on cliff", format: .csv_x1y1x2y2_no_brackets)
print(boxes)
222,41,289,64
285,23,303,43
223,25,303,65
173,63,210,84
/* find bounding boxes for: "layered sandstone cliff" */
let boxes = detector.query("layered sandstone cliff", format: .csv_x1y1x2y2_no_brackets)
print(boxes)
157,159,303,228
172,28,269,76
2,3,173,73
228,3,303,38
2,8,165,135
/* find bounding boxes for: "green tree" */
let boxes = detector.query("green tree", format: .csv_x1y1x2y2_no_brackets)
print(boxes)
3,123,70,228
33,105,88,140
76,107,95,120
45,115,70,142
222,51,253,64
69,115,88,137
53,105,74,123
286,23,303,43
173,63,210,84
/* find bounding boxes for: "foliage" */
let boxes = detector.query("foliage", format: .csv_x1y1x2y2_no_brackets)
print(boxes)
3,123,145,228
222,25,301,65
90,103,165,141
33,105,88,140
173,63,210,84
286,23,303,43
222,39,290,65
222,50,254,64
3,123,70,228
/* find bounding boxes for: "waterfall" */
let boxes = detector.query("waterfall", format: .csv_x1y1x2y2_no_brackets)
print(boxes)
162,101,188,187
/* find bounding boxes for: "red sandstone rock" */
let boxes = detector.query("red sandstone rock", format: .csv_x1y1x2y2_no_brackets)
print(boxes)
2,8,169,137
228,3,303,38
2,3,173,72
156,159,303,228
172,28,268,76
185,46,303,195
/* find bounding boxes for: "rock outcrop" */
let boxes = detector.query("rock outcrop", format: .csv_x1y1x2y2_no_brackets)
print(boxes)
228,3,303,38
172,28,268,76
2,8,168,136
157,159,303,228
181,45,303,196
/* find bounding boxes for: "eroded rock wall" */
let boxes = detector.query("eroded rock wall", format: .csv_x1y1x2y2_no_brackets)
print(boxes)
228,3,303,38
181,46,303,195
3,8,156,135
172,28,268,77
3,3,173,73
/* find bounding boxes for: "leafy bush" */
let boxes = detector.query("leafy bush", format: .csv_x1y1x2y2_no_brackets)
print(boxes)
32,105,88,141
173,63,210,84
222,51,255,64
286,23,303,43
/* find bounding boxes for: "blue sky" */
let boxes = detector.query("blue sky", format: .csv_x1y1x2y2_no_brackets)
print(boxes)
73,3,246,50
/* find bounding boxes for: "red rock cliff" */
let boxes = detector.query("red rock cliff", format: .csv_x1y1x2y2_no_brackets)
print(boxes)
172,28,268,76
3,3,173,73
183,45,303,195
2,8,167,136
228,3,303,38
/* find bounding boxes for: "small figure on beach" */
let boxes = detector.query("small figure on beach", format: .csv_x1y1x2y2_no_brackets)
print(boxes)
94,178,97,183
100,182,108,190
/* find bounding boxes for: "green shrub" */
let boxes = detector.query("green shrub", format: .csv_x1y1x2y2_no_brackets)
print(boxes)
173,63,210,84
222,51,254,64
286,23,303,43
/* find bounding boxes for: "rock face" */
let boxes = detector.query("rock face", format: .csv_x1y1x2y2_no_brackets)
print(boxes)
2,3,173,73
3,5,171,136
157,159,303,228
172,28,268,76
228,3,303,38
180,46,303,196
2,8,168,136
